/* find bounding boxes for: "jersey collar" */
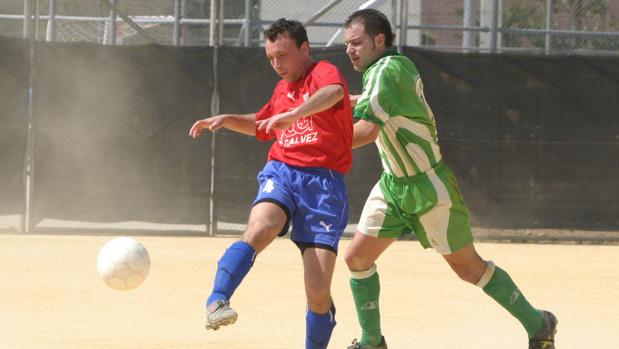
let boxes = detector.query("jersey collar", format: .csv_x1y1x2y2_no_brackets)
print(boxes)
286,61,317,88
366,48,399,72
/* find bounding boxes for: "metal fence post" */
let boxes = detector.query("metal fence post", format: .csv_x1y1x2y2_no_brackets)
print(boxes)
545,0,553,54
23,0,31,38
218,0,224,45
208,44,219,236
33,0,40,41
398,0,408,49
463,0,476,52
24,0,38,233
181,0,186,45
46,0,56,42
108,0,117,45
490,0,498,53
174,0,181,46
243,0,251,46
391,0,397,31
209,0,222,46
208,0,222,235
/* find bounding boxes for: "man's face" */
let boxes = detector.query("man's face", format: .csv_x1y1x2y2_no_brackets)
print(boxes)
265,33,309,82
344,22,385,72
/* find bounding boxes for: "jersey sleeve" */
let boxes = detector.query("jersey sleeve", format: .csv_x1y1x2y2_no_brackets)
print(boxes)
354,59,407,126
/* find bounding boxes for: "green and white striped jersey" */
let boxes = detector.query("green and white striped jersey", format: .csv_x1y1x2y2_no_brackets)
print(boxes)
355,50,442,178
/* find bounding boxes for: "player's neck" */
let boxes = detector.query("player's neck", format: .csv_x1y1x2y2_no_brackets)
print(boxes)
294,58,314,82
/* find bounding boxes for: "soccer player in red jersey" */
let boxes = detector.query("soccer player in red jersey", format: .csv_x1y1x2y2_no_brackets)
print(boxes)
189,18,353,349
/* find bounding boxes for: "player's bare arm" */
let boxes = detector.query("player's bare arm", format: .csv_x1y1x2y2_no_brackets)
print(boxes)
352,119,380,149
256,83,344,134
350,94,361,107
189,113,257,138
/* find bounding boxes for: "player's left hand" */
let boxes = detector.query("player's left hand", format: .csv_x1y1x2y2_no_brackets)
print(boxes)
256,111,297,134
189,115,226,138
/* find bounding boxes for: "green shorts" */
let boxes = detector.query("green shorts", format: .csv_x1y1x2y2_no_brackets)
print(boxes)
357,162,473,254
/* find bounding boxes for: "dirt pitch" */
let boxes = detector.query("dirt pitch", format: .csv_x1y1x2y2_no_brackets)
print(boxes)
1,234,617,349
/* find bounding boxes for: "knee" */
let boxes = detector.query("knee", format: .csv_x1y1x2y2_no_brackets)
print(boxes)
306,277,332,313
344,249,373,271
306,286,332,314
451,260,487,284
246,217,281,235
243,221,280,252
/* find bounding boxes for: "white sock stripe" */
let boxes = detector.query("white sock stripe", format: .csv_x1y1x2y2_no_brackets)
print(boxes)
350,263,377,280
475,260,496,288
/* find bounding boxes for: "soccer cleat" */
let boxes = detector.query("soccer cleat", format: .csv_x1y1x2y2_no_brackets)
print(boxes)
205,300,238,330
347,336,388,349
529,310,558,349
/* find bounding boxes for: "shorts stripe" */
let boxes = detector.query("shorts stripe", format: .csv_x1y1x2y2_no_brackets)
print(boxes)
418,168,452,254
356,182,387,237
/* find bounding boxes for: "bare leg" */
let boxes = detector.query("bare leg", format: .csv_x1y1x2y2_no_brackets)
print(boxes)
302,247,338,349
344,232,395,271
442,242,486,284
242,201,288,253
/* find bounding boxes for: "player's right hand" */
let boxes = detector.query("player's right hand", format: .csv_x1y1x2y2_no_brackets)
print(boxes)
189,116,225,138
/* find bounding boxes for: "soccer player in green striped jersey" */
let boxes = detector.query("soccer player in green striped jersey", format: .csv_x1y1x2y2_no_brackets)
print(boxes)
342,9,557,349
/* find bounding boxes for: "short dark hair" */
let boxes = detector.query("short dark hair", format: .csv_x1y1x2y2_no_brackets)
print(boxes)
263,18,309,47
345,9,395,47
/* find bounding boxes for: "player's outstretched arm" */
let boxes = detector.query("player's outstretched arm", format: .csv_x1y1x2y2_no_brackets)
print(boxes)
256,84,344,134
352,119,380,149
189,113,257,138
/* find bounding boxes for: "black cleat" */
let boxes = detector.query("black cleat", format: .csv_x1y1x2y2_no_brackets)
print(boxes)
529,310,558,349
347,336,388,349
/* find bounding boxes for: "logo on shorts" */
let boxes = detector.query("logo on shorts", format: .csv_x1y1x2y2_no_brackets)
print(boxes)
319,221,332,232
262,179,275,193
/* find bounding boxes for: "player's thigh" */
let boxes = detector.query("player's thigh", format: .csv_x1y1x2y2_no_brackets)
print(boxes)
345,232,396,271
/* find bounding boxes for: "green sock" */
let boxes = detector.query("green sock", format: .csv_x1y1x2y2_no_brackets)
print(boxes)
350,265,382,346
481,264,544,338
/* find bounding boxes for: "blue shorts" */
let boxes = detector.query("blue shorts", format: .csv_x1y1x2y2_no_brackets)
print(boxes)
253,160,348,254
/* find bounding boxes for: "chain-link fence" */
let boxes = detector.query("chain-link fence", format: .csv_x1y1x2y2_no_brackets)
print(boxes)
0,0,617,54
1,0,617,235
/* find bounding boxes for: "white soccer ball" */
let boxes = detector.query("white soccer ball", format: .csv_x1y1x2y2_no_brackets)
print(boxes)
97,236,150,291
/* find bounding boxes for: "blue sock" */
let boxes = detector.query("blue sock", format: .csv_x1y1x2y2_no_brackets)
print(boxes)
206,241,256,306
306,304,336,349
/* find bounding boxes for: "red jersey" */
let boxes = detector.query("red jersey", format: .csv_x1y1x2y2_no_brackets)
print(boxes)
255,61,353,174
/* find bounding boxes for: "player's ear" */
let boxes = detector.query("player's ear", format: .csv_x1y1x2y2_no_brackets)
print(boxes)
301,41,310,56
374,33,386,49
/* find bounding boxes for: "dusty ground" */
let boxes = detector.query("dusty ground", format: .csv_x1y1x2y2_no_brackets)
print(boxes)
0,234,617,349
